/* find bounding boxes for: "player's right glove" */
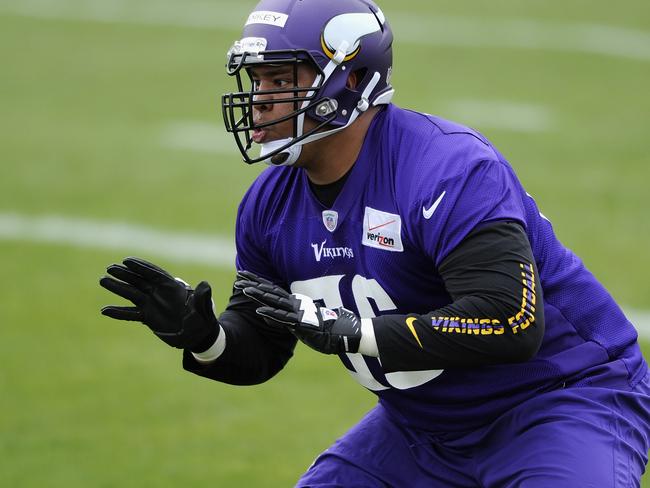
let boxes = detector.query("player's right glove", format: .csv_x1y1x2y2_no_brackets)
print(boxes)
99,257,220,352
234,271,361,354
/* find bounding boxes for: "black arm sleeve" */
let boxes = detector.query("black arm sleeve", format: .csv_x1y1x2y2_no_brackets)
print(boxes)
373,221,544,372
182,283,298,385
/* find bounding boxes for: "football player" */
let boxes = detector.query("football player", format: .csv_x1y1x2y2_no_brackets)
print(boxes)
100,0,650,485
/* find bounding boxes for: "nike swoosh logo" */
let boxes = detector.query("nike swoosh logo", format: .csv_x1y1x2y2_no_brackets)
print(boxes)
406,317,423,348
422,191,446,219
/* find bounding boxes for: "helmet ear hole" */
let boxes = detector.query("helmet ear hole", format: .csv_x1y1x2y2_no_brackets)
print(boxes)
347,68,368,90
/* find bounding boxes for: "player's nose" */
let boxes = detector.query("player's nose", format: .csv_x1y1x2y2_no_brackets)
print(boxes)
252,89,273,113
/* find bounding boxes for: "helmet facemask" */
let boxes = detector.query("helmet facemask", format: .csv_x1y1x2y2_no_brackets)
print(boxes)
222,48,339,166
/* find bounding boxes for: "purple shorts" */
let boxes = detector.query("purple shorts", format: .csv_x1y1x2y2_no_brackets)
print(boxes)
297,374,650,487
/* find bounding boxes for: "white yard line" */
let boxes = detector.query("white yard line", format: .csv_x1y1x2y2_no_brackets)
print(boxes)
441,100,553,133
1,0,649,62
627,310,650,341
161,104,550,157
0,212,235,267
160,121,238,155
0,0,249,30
1,211,649,338
389,13,650,62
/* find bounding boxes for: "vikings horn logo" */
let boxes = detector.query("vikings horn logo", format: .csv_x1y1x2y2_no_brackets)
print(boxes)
320,10,386,61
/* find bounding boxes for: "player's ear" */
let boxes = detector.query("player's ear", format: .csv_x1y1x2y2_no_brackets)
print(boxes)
346,69,368,90
346,70,359,89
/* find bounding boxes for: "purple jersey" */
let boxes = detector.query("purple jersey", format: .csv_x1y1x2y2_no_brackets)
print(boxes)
235,104,647,432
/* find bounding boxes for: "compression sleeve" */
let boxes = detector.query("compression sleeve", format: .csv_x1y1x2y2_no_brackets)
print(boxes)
372,221,544,372
182,284,298,385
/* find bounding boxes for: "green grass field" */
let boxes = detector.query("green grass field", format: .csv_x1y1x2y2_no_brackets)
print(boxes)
1,0,649,485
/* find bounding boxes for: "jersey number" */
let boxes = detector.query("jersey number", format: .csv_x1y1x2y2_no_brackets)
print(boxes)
291,275,443,391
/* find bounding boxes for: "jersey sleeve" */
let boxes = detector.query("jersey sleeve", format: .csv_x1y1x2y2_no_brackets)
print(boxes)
373,221,544,372
234,180,286,286
412,159,527,267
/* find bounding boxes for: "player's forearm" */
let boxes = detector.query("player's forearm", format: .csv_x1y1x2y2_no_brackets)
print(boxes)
370,221,545,371
371,294,543,371
183,291,297,385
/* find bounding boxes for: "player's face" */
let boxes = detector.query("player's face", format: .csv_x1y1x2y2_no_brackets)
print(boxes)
247,63,318,144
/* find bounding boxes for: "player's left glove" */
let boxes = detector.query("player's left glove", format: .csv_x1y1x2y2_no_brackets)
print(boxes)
235,271,361,354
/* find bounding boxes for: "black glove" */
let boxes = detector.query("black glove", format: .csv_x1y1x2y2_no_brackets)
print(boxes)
100,257,219,352
234,271,361,354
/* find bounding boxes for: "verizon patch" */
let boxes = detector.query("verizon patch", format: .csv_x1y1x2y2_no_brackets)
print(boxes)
362,207,403,252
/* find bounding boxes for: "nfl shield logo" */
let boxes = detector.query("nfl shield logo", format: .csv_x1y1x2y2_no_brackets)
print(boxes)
322,210,339,233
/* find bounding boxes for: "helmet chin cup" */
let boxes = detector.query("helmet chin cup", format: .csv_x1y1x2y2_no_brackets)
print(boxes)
259,139,303,166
